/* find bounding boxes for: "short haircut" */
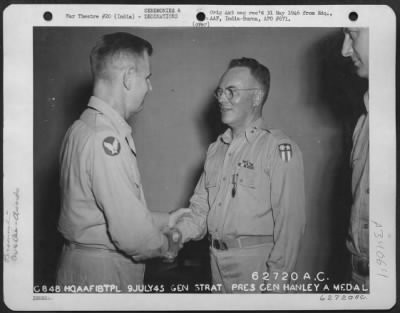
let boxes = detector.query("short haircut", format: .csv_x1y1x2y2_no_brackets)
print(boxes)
228,57,271,105
90,32,153,81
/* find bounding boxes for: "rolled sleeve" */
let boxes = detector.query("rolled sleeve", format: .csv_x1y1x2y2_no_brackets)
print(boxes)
91,131,168,259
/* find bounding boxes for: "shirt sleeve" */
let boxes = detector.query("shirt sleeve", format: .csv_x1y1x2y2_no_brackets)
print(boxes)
91,131,168,259
151,211,169,231
175,171,209,243
267,139,306,286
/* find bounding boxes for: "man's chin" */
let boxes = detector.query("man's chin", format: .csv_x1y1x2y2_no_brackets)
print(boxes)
135,103,145,113
221,111,235,122
356,66,369,79
221,115,232,125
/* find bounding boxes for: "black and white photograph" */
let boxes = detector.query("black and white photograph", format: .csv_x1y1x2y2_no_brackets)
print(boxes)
3,4,396,311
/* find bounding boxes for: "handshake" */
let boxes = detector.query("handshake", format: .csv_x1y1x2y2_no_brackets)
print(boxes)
163,228,183,263
163,208,191,262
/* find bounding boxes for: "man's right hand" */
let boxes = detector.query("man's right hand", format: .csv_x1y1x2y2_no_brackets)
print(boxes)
163,227,183,262
168,208,191,228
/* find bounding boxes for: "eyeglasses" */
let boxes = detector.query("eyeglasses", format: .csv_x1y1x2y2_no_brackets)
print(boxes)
214,87,260,101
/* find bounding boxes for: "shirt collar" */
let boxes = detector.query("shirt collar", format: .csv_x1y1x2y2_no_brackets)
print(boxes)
364,91,369,113
88,96,132,137
220,118,264,144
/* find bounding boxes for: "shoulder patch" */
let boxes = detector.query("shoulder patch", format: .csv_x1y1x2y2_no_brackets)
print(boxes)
103,136,121,156
279,143,292,162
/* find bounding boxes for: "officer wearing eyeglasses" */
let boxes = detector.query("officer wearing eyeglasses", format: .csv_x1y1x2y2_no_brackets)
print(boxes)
175,58,306,293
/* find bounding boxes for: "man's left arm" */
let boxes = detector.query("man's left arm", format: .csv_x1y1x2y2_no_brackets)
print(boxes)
267,140,306,285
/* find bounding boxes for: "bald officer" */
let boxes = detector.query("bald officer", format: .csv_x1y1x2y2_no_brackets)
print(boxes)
176,58,306,293
342,27,369,290
56,32,188,292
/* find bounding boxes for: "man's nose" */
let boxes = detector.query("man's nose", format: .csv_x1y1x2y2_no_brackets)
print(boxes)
217,96,229,106
217,91,230,104
341,35,353,57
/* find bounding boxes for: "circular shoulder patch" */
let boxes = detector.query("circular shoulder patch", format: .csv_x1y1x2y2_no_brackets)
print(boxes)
103,136,121,156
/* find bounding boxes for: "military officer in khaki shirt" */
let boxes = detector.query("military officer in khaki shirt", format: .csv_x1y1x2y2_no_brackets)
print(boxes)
341,28,369,290
56,32,188,291
176,58,306,293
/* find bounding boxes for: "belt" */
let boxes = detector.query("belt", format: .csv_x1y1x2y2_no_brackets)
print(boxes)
352,255,369,277
65,242,124,257
209,235,274,250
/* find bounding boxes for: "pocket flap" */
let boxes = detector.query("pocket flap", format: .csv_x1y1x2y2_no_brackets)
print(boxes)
237,170,256,188
205,179,217,188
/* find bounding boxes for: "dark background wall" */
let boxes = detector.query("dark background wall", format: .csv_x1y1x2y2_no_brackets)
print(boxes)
34,27,367,290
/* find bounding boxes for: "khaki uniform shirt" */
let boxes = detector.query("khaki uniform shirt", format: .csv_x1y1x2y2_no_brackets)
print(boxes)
177,118,306,275
347,92,369,259
58,96,168,260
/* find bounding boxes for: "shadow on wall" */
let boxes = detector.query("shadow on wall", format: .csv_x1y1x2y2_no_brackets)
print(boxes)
311,30,367,124
62,80,93,130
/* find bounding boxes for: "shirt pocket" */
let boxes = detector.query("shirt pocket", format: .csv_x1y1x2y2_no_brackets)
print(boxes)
237,168,256,189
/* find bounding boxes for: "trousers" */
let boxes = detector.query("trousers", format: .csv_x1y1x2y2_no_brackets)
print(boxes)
56,243,145,293
350,254,369,292
209,242,273,293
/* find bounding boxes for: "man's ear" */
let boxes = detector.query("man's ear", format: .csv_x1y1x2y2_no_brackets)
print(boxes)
253,89,263,107
123,65,136,90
